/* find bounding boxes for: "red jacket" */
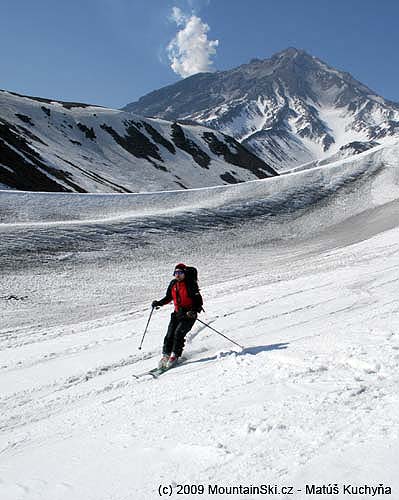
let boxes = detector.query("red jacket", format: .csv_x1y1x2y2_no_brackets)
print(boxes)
158,279,203,313
171,281,193,311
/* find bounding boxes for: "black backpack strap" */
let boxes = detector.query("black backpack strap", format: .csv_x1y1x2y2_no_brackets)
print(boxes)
158,279,177,306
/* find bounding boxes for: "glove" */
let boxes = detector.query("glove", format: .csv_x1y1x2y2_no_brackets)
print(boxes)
152,300,161,308
186,310,197,319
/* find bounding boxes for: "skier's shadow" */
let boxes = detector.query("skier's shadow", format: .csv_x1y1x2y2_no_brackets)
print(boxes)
241,343,289,355
186,342,289,365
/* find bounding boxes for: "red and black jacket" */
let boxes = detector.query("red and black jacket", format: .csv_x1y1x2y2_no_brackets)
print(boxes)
157,279,203,313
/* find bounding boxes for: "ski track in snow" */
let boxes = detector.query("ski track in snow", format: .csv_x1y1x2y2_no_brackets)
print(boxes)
1,144,399,499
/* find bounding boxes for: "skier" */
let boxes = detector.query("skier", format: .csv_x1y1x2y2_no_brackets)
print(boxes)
152,263,203,369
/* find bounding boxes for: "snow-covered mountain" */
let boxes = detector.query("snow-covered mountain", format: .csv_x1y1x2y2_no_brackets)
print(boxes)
125,48,399,171
0,89,277,193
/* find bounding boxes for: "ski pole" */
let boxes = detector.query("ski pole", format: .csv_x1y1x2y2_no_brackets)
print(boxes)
196,318,244,350
138,306,155,350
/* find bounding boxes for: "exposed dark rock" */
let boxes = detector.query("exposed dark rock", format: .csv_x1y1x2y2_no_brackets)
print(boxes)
370,120,399,140
175,180,187,189
322,135,335,151
203,131,277,178
15,113,34,126
340,141,379,153
171,122,210,169
17,126,48,146
61,102,93,109
142,122,176,154
100,122,164,164
41,106,51,117
0,119,86,192
153,164,169,172
77,123,96,140
220,172,240,184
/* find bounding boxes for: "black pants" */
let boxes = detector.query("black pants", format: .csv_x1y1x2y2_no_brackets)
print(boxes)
163,311,196,357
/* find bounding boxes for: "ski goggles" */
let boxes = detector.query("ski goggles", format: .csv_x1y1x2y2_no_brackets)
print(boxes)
174,270,185,275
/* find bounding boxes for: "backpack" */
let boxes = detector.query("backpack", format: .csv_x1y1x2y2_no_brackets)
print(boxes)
184,266,203,311
184,266,198,283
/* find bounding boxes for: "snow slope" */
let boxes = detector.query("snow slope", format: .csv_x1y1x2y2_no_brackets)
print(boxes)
0,89,276,193
1,142,399,499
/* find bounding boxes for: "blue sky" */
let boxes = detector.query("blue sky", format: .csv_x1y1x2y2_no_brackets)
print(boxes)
1,0,399,108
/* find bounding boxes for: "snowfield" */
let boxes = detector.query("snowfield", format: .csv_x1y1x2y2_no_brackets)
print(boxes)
1,142,399,499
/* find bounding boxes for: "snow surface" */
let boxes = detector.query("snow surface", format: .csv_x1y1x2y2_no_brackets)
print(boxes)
1,142,399,499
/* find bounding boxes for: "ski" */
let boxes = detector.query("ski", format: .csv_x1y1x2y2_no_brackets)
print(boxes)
133,358,186,379
147,366,171,378
149,357,186,377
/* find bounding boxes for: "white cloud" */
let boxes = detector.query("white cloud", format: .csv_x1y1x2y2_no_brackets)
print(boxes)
167,7,219,78
170,6,186,26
